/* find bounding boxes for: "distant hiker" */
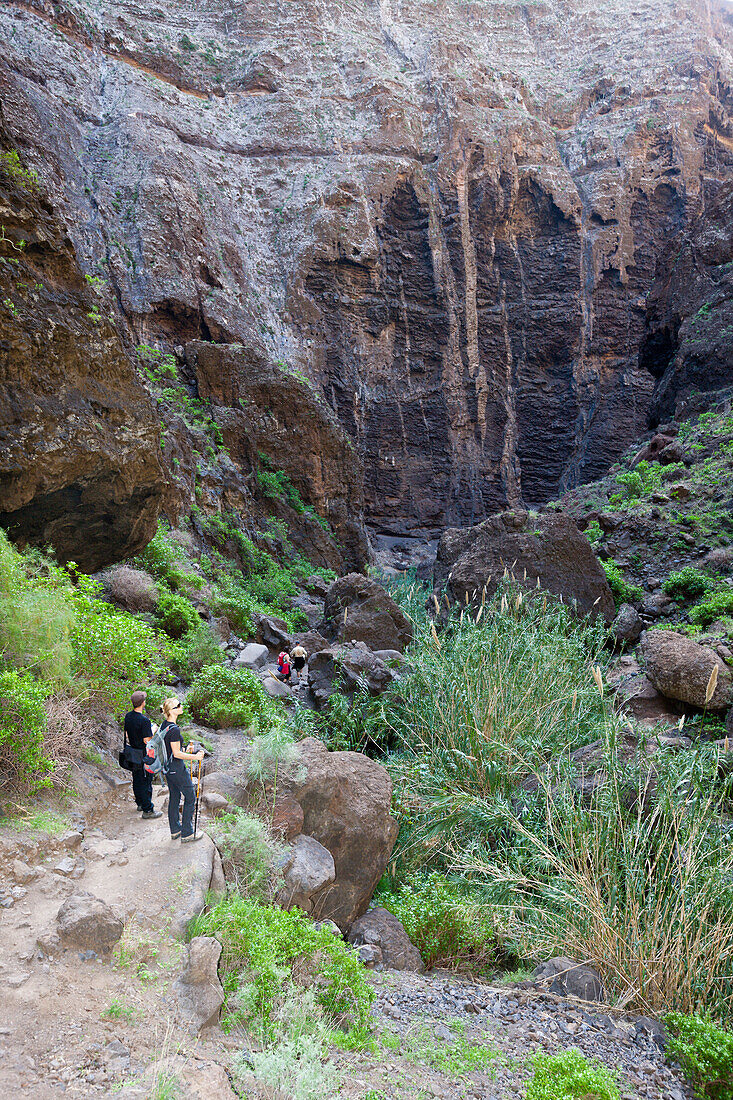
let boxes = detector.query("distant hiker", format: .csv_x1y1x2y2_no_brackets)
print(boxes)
291,643,307,681
276,651,291,683
123,691,162,820
160,698,205,843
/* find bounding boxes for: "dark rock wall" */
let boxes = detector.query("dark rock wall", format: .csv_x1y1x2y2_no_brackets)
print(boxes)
0,138,165,571
1,0,733,548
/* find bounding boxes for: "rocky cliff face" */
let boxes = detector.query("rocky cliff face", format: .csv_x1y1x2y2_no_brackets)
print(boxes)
0,136,165,571
2,0,733,547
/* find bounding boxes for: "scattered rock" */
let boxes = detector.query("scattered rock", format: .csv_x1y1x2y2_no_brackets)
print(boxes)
276,834,336,914
233,643,269,669
172,936,225,1034
58,830,84,850
322,573,414,652
642,630,733,710
356,943,383,968
611,603,643,645
12,860,37,885
434,511,616,622
254,613,291,649
262,674,294,701
614,672,682,724
305,574,330,598
53,857,77,877
56,892,123,955
307,643,397,707
348,907,424,971
201,792,229,816
533,957,606,1003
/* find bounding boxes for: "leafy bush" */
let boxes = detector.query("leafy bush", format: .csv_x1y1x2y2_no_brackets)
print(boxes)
663,567,713,601
0,531,74,682
601,559,643,606
167,624,224,680
0,670,52,793
526,1048,620,1100
584,519,603,547
664,1013,733,1100
133,523,189,589
208,808,284,898
616,469,643,500
187,665,278,730
210,581,256,637
689,590,733,626
191,892,374,1042
71,591,164,715
376,873,501,972
155,588,200,639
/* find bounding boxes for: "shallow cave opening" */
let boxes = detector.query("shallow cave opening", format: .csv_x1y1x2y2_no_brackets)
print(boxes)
638,322,679,426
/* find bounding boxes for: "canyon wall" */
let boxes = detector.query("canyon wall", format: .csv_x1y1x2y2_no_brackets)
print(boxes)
1,0,733,547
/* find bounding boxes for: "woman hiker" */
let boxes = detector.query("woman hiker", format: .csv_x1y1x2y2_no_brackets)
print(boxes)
160,697,204,842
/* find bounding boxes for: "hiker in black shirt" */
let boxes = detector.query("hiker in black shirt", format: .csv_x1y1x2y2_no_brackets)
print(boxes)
123,691,162,820
160,697,204,842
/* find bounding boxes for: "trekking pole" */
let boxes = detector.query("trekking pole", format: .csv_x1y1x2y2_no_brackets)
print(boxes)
193,758,204,840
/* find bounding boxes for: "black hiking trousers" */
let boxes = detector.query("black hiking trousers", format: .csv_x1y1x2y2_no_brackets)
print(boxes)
131,765,154,813
166,759,195,838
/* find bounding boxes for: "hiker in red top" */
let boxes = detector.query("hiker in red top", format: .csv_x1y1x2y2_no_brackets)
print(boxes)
276,651,291,682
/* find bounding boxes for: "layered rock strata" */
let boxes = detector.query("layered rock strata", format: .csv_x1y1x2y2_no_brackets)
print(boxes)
1,1,733,542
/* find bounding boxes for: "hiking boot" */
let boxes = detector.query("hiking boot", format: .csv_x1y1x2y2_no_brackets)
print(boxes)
170,830,181,839
142,810,162,820
181,833,203,843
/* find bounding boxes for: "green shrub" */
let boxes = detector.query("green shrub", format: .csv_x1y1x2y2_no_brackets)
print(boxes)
133,524,188,589
0,531,75,682
187,665,278,729
191,892,374,1042
210,582,256,637
584,519,603,547
0,670,52,793
294,688,392,755
208,809,283,898
664,1013,733,1100
601,559,643,606
376,873,501,972
689,590,733,626
155,589,200,639
71,594,163,715
616,469,643,500
167,624,224,680
1,149,39,190
663,567,713,601
526,1048,620,1100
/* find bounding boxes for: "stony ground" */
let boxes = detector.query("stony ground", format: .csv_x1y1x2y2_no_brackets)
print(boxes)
0,743,693,1100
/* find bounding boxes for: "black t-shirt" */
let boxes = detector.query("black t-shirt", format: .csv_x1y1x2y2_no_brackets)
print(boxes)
124,710,153,752
163,722,183,759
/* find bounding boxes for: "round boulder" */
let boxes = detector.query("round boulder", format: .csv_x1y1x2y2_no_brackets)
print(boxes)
56,891,123,955
532,956,606,1002
641,630,733,711
322,573,413,652
347,907,424,971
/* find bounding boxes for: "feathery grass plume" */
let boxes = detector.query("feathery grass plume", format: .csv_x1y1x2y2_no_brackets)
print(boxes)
465,590,469,606
476,605,484,624
430,622,441,651
500,595,508,614
444,594,451,609
433,594,440,614
460,610,464,626
705,664,719,705
536,575,541,588
571,690,577,714
591,665,604,697
515,592,523,610
678,715,685,731
344,606,348,623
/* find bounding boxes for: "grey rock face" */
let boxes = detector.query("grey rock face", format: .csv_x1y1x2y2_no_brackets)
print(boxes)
348,907,424,972
55,892,123,955
173,936,225,1034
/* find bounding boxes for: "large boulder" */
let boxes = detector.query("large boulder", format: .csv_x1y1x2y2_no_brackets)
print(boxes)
272,738,399,930
55,892,123,955
307,642,397,707
532,957,606,1003
322,573,413,652
347,907,424,971
276,834,336,914
434,511,615,622
611,603,643,646
233,643,269,670
172,936,225,1034
641,630,733,711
